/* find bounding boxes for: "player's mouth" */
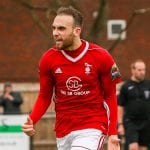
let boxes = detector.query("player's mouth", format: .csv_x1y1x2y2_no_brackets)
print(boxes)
55,39,64,49
56,40,63,44
55,39,63,44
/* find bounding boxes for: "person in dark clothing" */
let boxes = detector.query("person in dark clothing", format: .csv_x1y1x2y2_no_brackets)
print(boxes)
118,59,150,150
0,82,23,114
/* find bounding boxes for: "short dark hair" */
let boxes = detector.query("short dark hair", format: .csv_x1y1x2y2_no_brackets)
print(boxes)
56,6,83,27
131,59,145,69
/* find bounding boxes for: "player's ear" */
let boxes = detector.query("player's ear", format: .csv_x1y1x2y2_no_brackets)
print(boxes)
73,27,81,36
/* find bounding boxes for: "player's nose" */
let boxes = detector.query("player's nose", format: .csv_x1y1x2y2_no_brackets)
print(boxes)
53,28,60,37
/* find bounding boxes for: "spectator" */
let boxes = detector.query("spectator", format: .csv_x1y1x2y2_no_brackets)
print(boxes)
0,82,23,114
118,59,150,150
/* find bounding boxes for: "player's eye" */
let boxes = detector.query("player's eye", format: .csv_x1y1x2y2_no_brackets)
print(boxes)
58,26,66,31
52,26,56,30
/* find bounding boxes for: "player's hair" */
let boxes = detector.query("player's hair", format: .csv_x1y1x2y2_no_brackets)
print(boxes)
56,6,83,28
131,59,145,69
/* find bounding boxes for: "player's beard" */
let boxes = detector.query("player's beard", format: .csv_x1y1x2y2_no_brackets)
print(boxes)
55,34,74,50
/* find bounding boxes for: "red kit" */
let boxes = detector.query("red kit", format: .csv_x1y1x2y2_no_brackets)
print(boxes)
30,40,121,137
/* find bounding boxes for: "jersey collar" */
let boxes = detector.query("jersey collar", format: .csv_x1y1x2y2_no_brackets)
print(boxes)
61,41,89,63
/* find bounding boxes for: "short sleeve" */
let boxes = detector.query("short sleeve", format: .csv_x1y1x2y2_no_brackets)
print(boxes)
118,83,127,106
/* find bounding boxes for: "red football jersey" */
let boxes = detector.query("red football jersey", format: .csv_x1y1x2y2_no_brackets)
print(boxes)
30,40,121,137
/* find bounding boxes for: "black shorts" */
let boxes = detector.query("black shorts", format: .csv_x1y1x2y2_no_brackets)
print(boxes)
124,119,150,146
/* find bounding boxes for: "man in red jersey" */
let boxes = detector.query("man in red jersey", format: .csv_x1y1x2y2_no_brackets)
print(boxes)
22,6,121,150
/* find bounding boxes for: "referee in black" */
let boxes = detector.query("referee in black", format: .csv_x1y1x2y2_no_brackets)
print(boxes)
118,59,150,150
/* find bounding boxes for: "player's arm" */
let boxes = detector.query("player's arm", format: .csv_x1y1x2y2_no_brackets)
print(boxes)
102,79,118,135
100,52,121,135
99,51,121,149
101,70,121,149
22,54,54,136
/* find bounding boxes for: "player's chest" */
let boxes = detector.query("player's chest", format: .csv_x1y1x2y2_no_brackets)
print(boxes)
51,59,98,84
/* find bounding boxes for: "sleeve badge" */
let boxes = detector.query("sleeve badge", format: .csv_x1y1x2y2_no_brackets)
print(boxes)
111,64,121,80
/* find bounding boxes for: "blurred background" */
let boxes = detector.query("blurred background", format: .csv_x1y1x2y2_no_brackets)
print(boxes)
0,0,150,82
0,0,150,150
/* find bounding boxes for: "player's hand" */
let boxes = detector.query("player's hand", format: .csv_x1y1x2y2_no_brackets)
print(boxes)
22,117,35,136
107,135,120,150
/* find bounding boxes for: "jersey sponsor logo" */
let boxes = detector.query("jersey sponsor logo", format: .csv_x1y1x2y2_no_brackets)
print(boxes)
60,90,90,96
111,64,121,80
55,67,63,74
66,76,82,91
60,76,90,96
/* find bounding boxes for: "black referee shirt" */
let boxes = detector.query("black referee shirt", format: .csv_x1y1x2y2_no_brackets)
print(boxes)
118,79,150,120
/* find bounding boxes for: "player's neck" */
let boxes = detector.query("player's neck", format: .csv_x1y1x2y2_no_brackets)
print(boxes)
65,38,82,51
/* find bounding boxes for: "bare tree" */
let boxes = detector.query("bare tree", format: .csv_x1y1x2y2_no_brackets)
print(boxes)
88,0,107,43
13,0,150,53
14,0,60,46
14,0,107,45
108,7,150,52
